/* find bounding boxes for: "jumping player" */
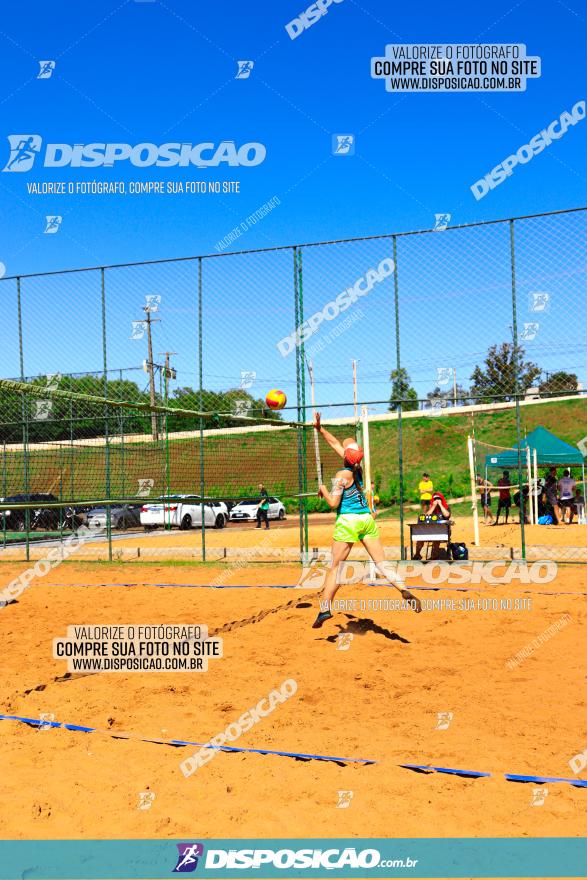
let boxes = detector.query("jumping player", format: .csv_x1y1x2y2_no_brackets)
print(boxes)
311,414,421,628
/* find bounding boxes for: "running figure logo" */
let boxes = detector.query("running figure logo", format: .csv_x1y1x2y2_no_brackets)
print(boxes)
436,367,452,386
44,216,62,234
233,399,250,418
296,551,330,589
236,61,254,79
137,791,155,810
336,633,354,651
173,843,204,873
336,790,354,808
37,60,56,79
529,292,550,312
435,711,453,730
530,787,548,806
521,322,539,341
38,712,55,731
3,135,42,172
131,321,147,340
332,134,355,155
137,478,155,497
240,370,256,389
433,213,451,231
145,294,161,312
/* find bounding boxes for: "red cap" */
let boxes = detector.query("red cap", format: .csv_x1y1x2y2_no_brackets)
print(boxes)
344,446,364,466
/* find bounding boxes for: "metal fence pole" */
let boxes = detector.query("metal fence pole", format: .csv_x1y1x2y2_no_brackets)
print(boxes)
393,236,405,561
119,368,126,501
198,257,206,562
101,268,112,562
510,220,526,560
298,247,309,557
16,276,30,562
2,440,6,550
293,248,305,562
69,400,75,505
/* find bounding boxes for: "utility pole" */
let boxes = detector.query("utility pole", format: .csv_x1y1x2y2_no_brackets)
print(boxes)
142,305,160,441
157,352,178,403
352,359,359,422
453,367,457,407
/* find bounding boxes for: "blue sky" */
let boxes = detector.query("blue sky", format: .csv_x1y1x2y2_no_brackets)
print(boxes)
0,0,586,416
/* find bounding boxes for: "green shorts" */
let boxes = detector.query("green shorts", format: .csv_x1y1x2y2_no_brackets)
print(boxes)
333,512,379,543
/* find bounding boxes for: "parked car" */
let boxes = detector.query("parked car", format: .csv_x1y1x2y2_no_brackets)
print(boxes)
0,493,83,532
229,496,286,522
86,504,142,531
140,496,228,530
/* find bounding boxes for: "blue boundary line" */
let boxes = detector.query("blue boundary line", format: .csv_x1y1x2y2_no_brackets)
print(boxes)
3,714,586,785
0,713,375,765
400,763,587,787
41,582,587,596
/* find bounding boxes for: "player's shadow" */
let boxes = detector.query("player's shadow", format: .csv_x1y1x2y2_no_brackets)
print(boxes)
326,614,410,644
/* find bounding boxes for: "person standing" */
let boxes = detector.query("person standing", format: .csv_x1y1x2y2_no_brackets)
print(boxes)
476,473,493,525
256,483,270,529
557,469,576,523
571,486,585,524
544,469,561,525
493,471,511,526
418,472,433,512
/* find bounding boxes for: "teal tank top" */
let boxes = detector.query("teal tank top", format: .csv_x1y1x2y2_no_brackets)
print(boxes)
337,476,370,515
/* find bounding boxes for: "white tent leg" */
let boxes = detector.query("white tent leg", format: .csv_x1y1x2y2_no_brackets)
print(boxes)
526,446,533,525
533,448,538,524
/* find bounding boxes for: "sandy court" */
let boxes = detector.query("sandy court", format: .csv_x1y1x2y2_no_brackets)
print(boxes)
1,556,585,845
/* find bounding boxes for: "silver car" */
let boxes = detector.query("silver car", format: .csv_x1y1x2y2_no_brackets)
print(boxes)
86,505,141,531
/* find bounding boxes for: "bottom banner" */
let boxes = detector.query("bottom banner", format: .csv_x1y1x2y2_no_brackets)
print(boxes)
0,838,585,878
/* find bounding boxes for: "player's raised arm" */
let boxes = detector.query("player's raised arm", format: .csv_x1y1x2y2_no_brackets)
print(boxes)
313,412,345,458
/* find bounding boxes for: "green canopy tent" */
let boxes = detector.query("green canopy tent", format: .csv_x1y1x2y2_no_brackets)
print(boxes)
484,426,586,523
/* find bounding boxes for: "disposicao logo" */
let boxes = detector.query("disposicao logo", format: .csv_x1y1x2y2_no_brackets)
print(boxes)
173,843,204,873
277,258,395,356
2,136,266,171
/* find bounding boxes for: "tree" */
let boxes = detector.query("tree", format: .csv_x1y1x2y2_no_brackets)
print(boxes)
388,368,418,412
538,371,579,397
426,384,470,408
470,342,541,402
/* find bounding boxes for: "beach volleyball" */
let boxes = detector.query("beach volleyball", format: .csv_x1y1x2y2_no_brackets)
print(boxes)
265,389,287,410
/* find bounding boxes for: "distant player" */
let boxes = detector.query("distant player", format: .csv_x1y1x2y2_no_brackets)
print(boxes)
311,414,420,628
492,471,512,526
256,483,270,530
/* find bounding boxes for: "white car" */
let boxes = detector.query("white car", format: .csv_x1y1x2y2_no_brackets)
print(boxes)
229,496,286,523
140,496,228,530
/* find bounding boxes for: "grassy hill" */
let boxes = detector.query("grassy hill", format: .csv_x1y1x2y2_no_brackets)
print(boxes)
3,398,586,510
368,397,587,508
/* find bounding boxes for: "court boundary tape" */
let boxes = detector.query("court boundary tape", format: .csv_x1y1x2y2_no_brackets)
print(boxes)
0,713,374,765
400,763,587,788
38,582,587,597
2,713,585,787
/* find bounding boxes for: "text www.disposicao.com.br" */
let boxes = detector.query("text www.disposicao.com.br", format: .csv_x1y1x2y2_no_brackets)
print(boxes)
71,657,201,671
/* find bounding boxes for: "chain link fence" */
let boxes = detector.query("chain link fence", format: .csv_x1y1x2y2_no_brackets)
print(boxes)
0,207,586,563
